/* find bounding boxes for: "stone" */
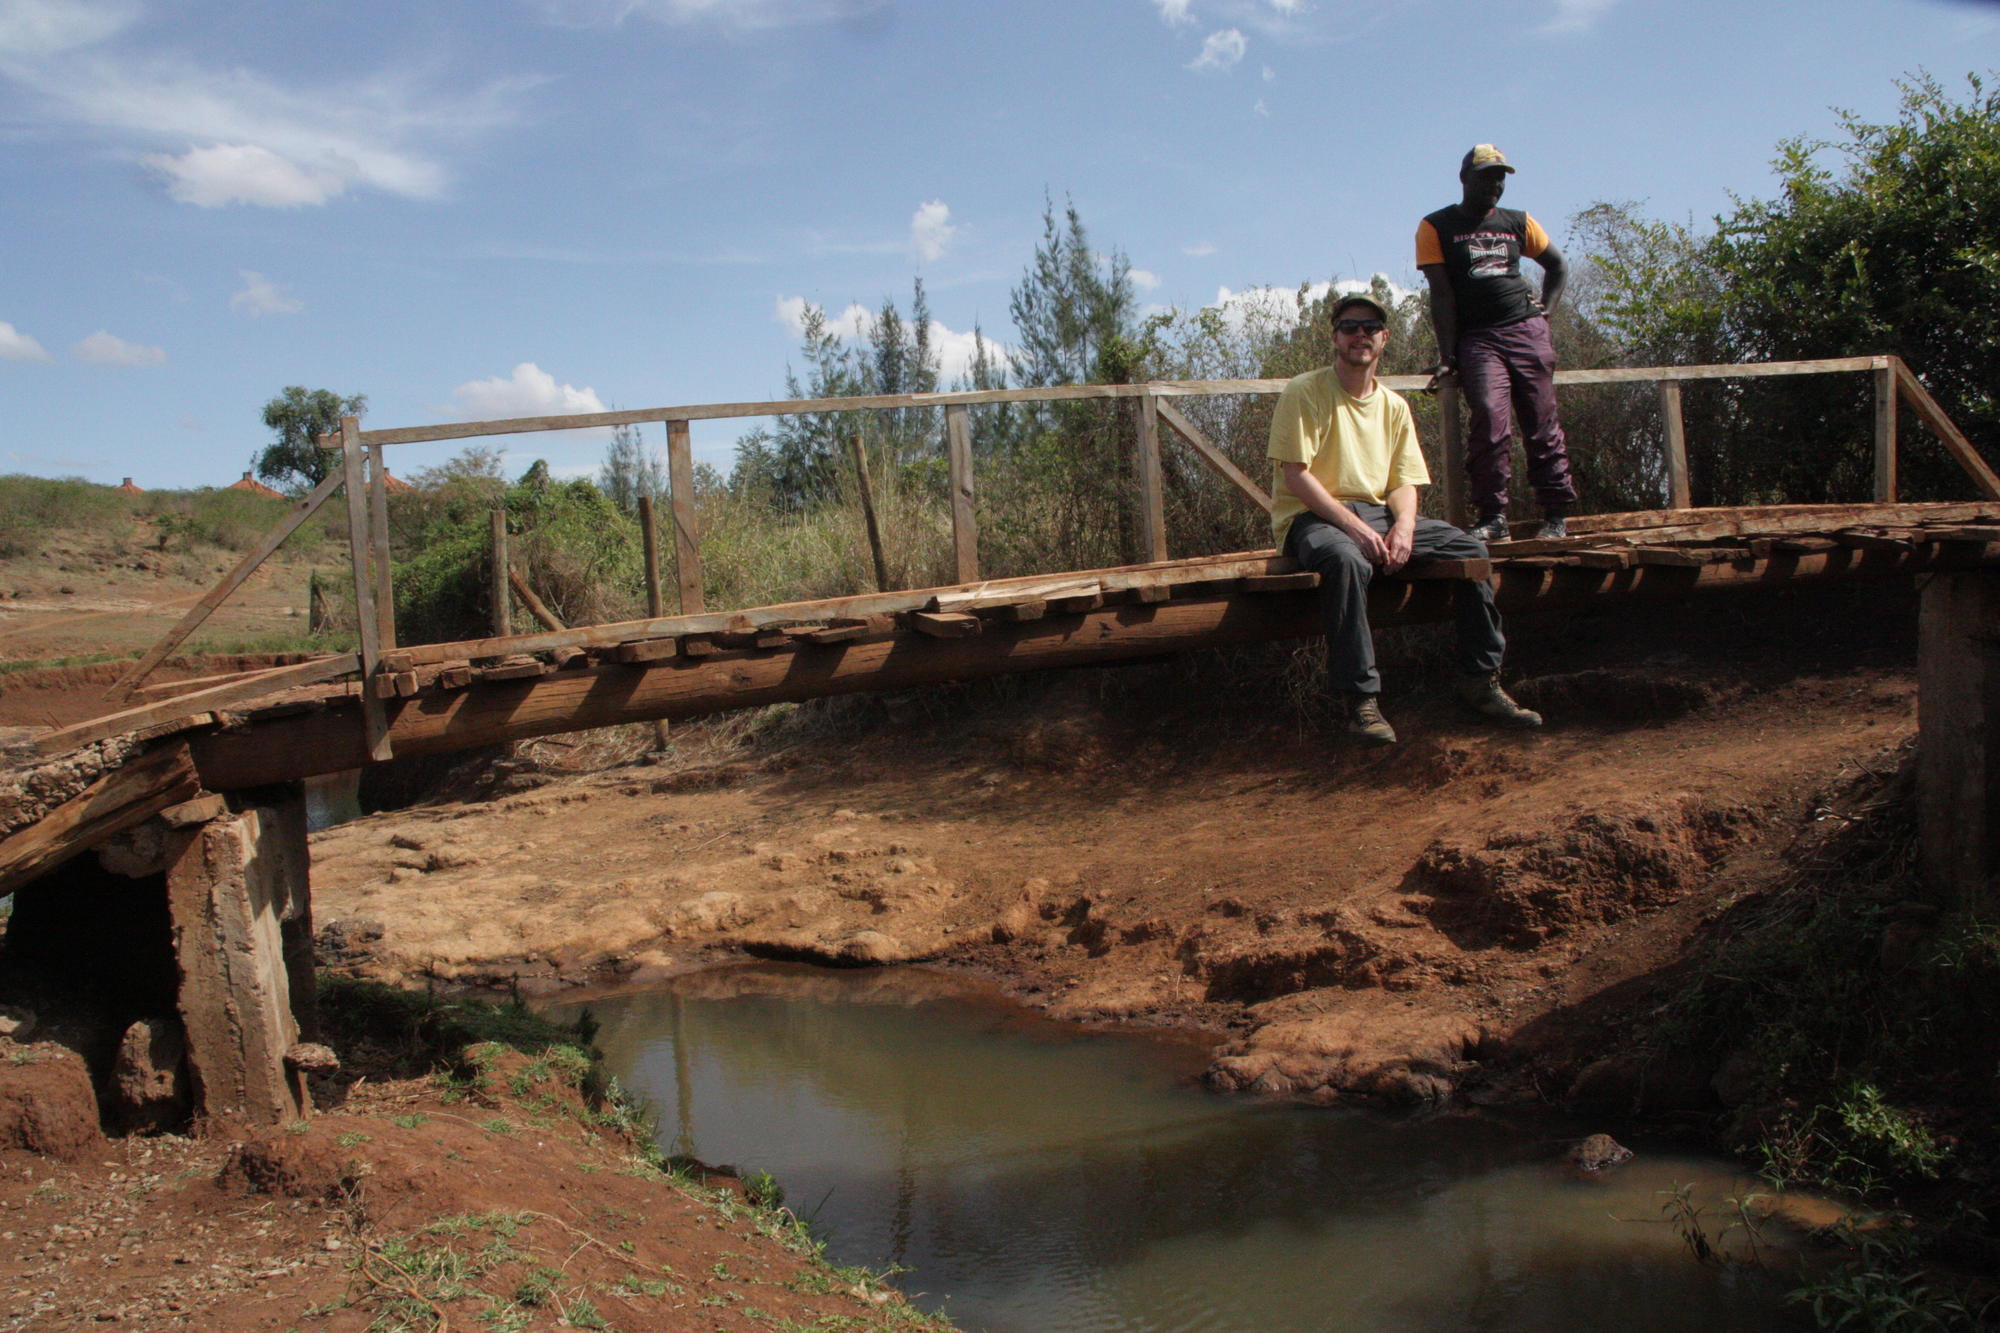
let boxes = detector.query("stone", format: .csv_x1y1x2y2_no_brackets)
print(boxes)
111,1018,191,1133
0,1006,36,1041
1567,1133,1634,1173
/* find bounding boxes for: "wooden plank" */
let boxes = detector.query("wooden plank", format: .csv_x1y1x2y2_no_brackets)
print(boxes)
160,793,229,828
368,673,400,700
478,660,547,682
680,635,717,658
1918,526,2000,544
613,638,681,664
1772,537,1841,555
946,404,979,583
1659,381,1690,510
378,650,416,674
437,665,475,689
638,495,664,617
1567,501,1996,536
1831,529,1914,552
711,628,789,650
983,599,1048,623
1874,362,1898,503
1242,572,1320,592
667,419,705,614
0,743,200,897
390,671,419,698
1136,392,1169,564
1488,534,1631,556
908,611,982,638
1153,399,1272,511
1894,361,2000,500
1129,585,1171,604
132,658,334,701
1630,547,1707,568
1399,558,1491,580
368,443,396,650
36,654,362,756
549,646,587,671
795,623,869,646
106,470,347,703
1575,548,1634,570
354,360,1885,448
341,418,389,762
932,576,1101,613
1049,591,1107,613
508,566,567,632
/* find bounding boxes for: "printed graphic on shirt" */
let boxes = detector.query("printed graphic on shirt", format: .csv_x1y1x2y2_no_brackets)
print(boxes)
1466,236,1510,278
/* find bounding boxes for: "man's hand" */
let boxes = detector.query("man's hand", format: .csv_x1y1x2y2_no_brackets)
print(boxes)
1341,519,1390,566
1382,523,1414,574
1424,360,1458,393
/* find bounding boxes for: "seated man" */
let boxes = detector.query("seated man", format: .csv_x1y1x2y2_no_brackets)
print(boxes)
1268,293,1541,744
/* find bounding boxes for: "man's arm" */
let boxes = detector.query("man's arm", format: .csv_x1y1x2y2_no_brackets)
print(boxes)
1420,265,1457,380
1381,484,1417,573
1531,242,1567,315
1282,463,1388,565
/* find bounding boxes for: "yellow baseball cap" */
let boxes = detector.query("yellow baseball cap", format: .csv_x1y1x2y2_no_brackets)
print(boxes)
1461,143,1516,174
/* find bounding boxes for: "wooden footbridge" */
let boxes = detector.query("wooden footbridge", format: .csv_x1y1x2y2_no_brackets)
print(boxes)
5,352,2000,1128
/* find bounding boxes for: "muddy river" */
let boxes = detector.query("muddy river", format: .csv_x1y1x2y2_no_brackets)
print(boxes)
548,963,1805,1332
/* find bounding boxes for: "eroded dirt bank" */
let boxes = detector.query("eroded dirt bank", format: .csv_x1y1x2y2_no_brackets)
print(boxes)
310,590,1920,1114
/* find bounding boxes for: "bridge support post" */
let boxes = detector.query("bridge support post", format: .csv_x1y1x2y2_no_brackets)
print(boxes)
166,786,314,1125
1918,570,2000,904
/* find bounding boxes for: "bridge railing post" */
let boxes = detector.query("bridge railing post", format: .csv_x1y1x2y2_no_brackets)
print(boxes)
667,419,704,614
1875,356,1899,503
946,404,979,583
1658,380,1690,509
1438,386,1465,526
340,415,391,760
1136,391,1169,564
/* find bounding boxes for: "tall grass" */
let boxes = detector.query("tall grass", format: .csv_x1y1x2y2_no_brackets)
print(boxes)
0,474,135,556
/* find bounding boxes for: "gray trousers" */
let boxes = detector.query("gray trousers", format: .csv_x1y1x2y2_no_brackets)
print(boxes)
1284,505,1505,696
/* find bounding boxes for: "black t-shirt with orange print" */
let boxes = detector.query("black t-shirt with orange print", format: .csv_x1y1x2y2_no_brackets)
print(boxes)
1415,205,1551,333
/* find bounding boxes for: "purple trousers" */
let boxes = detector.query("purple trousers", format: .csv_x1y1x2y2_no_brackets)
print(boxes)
1458,314,1577,517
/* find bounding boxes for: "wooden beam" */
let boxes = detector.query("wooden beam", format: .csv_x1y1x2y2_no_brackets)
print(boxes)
1438,385,1466,527
946,404,979,583
667,419,704,614
106,469,346,703
353,359,1889,448
1136,392,1169,564
612,637,680,664
1659,381,1690,510
1874,362,1898,504
488,508,510,638
340,418,390,763
0,743,200,896
38,655,361,757
849,433,890,592
932,576,1102,613
507,566,567,632
1154,399,1272,511
1242,572,1319,592
1894,360,2000,500
639,495,665,617
908,611,982,638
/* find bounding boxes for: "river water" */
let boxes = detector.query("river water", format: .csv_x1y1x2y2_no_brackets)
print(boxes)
547,963,1804,1332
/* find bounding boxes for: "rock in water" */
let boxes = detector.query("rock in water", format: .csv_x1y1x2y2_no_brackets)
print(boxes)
1568,1133,1634,1173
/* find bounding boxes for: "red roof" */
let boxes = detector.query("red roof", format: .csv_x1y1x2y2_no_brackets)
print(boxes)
227,471,285,499
115,477,143,494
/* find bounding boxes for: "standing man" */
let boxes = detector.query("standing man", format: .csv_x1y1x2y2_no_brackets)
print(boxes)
1418,144,1578,543
1269,292,1541,744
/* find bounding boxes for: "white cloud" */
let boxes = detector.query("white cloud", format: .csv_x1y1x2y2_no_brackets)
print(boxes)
230,270,303,316
0,0,135,58
1253,98,1269,116
775,295,872,340
149,144,349,208
1182,241,1217,257
1261,64,1276,81
535,0,887,29
451,363,607,420
0,9,528,209
774,296,1006,385
910,199,956,263
1154,0,1195,25
0,321,51,361
1539,0,1616,34
1130,268,1162,292
1206,277,1411,339
72,330,163,365
1188,28,1246,71
1268,0,1303,12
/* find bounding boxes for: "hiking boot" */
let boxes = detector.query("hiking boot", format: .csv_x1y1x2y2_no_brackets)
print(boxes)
1467,514,1511,544
1456,673,1542,729
1340,693,1398,746
1534,515,1569,540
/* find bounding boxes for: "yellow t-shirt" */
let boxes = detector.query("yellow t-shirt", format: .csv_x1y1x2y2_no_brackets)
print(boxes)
1266,368,1430,544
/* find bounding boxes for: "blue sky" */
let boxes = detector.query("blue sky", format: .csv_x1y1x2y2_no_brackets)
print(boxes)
1,0,1995,490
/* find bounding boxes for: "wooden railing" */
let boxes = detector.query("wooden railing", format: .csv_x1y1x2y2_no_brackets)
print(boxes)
105,354,2000,757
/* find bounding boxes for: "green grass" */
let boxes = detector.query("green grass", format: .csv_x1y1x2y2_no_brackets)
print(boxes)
0,474,135,557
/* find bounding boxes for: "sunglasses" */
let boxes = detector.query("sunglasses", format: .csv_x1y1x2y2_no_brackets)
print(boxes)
1334,318,1385,335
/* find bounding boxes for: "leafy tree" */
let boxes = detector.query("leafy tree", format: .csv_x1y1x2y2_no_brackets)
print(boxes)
598,422,667,515
1008,195,1138,389
256,386,367,492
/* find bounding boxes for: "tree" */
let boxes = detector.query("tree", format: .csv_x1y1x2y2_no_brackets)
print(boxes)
256,387,367,492
1008,196,1139,389
598,422,667,515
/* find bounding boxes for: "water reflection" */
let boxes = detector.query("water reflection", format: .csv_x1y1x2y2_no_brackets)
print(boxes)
548,963,1801,1333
